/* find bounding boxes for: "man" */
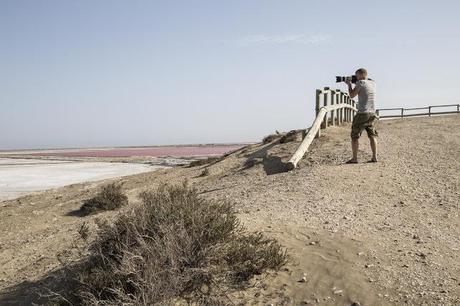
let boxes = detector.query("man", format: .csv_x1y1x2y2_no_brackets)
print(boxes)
346,68,378,163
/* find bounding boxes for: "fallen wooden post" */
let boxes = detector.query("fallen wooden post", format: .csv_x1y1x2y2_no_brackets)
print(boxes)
287,100,356,170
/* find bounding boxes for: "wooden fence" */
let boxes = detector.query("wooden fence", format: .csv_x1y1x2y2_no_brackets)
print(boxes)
376,104,460,118
287,87,357,170
286,88,459,170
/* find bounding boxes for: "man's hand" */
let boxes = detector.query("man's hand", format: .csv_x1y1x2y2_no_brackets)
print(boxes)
345,80,352,86
348,82,359,98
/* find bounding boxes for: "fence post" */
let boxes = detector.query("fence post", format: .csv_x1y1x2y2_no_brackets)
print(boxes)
401,108,404,118
346,97,350,122
349,98,352,121
340,93,343,123
331,91,336,126
429,106,431,117
457,104,459,113
338,92,343,125
321,88,329,129
345,96,351,122
315,90,321,138
376,109,380,117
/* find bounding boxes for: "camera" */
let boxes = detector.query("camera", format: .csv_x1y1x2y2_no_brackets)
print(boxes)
336,75,357,84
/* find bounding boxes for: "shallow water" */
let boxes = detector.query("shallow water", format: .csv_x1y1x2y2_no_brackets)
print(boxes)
0,158,157,201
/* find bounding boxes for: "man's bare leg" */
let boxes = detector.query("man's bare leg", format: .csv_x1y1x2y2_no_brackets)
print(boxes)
369,136,378,161
350,138,359,162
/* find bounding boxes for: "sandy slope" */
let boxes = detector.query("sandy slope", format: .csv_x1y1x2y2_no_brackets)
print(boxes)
0,115,459,305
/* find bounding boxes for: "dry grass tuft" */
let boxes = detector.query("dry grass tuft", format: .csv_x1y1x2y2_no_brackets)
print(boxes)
262,133,281,144
79,183,128,216
243,157,263,169
279,130,302,144
200,167,210,177
225,232,287,282
66,184,286,305
188,157,222,167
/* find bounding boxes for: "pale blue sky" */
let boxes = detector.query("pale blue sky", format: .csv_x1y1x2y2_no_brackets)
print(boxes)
1,0,459,150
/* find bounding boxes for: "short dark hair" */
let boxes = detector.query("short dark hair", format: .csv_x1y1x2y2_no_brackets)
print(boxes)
355,68,368,77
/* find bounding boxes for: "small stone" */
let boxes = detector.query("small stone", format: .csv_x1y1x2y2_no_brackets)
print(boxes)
333,289,343,295
309,241,316,245
200,284,209,294
351,302,361,306
299,276,307,283
365,264,374,268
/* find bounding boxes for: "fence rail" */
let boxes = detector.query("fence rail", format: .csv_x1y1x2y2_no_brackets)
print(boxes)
377,104,460,118
287,89,459,171
287,87,357,170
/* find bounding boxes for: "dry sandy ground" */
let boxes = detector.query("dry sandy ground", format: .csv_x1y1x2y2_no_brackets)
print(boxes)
0,115,459,305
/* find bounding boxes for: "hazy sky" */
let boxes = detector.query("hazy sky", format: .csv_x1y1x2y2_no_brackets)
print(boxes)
1,0,459,150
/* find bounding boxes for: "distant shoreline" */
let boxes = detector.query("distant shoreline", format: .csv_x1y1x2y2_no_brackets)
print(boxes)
0,144,249,165
0,143,253,153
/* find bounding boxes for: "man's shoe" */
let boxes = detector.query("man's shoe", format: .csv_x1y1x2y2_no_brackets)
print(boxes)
345,159,358,164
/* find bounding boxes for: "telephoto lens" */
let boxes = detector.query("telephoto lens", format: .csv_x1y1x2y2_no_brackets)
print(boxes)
335,76,357,83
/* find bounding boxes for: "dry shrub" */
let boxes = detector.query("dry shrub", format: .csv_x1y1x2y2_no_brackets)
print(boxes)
79,183,128,216
200,168,210,177
71,184,286,305
189,157,221,167
243,157,263,169
279,130,302,144
78,222,90,241
225,232,287,282
262,133,280,144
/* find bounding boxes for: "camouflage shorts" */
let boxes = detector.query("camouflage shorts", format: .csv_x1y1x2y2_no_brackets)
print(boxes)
351,113,379,139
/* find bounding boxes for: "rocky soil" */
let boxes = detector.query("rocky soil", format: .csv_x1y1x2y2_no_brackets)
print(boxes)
0,115,459,305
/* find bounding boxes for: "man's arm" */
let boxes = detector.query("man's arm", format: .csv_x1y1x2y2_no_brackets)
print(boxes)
346,81,360,98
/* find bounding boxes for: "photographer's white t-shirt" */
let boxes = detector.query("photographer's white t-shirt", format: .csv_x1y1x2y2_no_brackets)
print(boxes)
355,79,376,113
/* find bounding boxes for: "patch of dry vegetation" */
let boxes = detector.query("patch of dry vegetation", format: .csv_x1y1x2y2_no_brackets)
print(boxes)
58,184,286,305
279,130,303,144
188,157,222,167
79,183,128,216
262,133,281,144
199,167,210,177
263,129,303,145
